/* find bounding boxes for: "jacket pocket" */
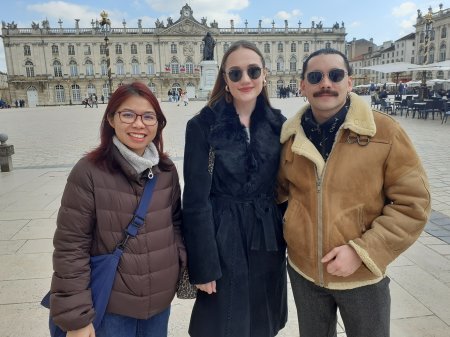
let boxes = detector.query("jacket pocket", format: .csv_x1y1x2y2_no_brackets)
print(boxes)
330,204,366,247
283,199,315,260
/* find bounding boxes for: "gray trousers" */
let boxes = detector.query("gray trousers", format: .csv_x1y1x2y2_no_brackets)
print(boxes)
287,264,390,337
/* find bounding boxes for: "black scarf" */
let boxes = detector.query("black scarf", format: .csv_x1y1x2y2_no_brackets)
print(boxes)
301,103,349,161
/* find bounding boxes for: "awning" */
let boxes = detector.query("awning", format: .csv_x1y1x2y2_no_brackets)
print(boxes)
361,62,421,73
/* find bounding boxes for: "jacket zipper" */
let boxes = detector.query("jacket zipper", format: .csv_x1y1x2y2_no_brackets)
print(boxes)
316,127,345,286
316,173,324,286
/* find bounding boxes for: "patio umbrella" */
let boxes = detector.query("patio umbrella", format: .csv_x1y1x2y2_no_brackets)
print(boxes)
361,63,422,91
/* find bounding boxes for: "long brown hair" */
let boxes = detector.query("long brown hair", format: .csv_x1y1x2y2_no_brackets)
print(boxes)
208,40,271,108
86,82,172,171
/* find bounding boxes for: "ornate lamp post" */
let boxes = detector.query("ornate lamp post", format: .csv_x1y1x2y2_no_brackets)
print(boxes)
100,11,112,99
419,7,433,100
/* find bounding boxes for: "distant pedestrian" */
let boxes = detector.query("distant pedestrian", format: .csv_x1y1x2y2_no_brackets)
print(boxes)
101,94,105,104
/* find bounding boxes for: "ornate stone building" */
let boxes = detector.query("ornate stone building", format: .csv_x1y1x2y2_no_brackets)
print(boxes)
1,4,346,107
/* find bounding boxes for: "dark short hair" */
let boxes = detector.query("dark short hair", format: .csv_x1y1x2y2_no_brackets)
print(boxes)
301,48,353,80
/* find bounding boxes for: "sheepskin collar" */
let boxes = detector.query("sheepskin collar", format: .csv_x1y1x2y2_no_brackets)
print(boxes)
281,92,376,145
280,92,377,176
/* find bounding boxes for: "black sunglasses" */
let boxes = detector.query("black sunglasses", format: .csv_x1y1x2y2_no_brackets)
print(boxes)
225,66,262,82
306,69,347,85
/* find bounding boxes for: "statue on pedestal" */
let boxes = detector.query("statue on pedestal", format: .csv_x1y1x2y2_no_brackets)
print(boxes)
202,32,216,61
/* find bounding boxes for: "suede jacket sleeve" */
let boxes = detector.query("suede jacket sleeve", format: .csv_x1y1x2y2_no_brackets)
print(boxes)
182,116,222,284
349,123,431,276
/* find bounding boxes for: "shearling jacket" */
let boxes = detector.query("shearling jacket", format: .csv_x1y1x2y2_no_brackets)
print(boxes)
50,147,185,331
277,92,431,290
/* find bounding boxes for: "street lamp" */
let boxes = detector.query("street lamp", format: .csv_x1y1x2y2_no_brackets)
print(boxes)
419,7,433,100
100,11,112,99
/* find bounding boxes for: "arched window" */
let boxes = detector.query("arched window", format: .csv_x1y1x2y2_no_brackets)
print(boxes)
71,84,81,103
170,58,179,74
171,43,177,54
429,46,435,63
419,32,425,43
147,58,155,75
115,44,122,54
430,30,435,41
289,79,297,93
291,43,296,53
131,59,140,75
101,60,107,76
278,42,283,53
116,59,125,75
87,83,96,95
289,56,297,72
223,43,230,53
53,60,62,77
264,57,271,71
68,45,75,55
55,84,65,103
304,43,309,52
25,61,34,77
131,44,138,55
264,43,270,53
276,79,284,89
102,83,110,100
440,44,446,62
69,60,78,76
185,57,194,74
52,45,59,56
24,45,31,56
276,57,284,71
85,60,94,76
100,44,107,55
146,44,152,54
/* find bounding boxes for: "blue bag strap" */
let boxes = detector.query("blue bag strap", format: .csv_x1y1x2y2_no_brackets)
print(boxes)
117,176,158,249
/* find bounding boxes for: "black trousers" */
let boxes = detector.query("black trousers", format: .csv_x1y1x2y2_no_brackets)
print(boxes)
288,263,391,337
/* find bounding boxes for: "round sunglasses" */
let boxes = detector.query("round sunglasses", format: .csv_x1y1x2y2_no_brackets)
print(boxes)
225,66,262,82
306,68,347,85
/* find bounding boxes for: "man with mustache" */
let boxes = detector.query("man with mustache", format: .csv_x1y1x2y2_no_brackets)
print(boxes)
277,48,430,337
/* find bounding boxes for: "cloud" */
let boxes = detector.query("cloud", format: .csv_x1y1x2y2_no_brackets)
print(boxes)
144,0,249,27
392,2,417,17
275,9,301,20
25,1,128,28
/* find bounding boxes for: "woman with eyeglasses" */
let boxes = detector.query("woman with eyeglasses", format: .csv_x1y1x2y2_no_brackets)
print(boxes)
182,40,288,337
49,82,185,337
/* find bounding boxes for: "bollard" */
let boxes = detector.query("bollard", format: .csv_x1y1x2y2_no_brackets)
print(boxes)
0,133,14,172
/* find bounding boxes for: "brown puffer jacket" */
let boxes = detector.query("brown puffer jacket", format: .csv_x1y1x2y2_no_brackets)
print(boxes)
50,147,185,331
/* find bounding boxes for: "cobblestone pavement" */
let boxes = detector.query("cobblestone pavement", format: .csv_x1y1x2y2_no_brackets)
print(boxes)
1,97,449,336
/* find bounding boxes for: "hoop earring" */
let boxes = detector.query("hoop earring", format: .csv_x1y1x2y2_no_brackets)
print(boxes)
303,95,308,102
225,85,229,92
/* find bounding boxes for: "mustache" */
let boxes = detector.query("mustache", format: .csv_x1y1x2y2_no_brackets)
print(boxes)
313,90,339,97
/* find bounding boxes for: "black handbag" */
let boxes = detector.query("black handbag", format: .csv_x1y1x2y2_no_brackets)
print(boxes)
41,176,158,336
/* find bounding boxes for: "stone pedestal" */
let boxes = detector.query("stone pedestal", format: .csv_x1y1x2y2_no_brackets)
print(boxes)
198,60,218,99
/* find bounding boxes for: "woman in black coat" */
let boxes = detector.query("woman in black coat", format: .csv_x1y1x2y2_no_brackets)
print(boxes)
182,40,287,337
